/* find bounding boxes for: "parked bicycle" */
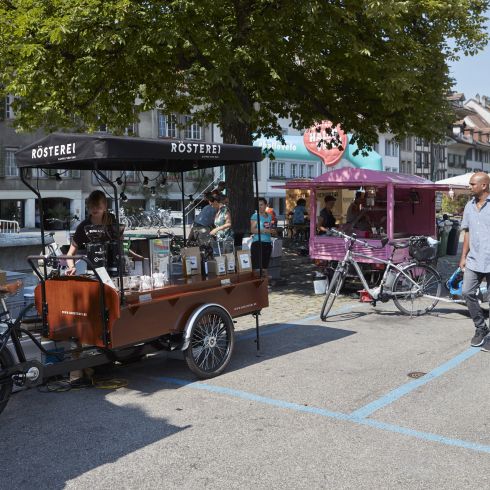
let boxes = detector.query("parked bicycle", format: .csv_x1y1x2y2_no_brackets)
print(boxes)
320,229,442,319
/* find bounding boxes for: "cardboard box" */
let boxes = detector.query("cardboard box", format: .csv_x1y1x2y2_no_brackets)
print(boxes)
225,253,236,273
207,256,227,276
236,250,252,272
181,247,201,276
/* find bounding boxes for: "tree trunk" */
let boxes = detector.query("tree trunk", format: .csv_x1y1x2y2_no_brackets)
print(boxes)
221,120,255,245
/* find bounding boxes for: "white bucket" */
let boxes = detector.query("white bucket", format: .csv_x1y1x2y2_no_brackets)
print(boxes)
313,279,327,295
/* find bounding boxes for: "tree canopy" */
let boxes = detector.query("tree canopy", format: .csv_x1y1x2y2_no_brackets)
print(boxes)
0,0,488,232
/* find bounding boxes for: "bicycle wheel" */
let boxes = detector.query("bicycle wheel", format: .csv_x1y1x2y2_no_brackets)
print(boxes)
392,263,442,316
183,306,235,379
320,268,345,321
0,347,14,415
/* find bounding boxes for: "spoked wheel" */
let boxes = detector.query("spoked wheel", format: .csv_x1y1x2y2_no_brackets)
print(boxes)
0,348,14,415
392,263,442,316
183,306,235,379
320,269,345,321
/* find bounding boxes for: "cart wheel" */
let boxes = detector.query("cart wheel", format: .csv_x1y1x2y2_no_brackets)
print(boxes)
0,348,14,415
183,306,234,379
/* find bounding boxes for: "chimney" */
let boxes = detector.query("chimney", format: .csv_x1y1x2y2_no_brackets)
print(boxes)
476,94,481,104
482,95,487,107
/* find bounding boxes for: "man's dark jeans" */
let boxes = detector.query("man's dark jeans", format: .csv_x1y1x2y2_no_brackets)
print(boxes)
462,268,490,332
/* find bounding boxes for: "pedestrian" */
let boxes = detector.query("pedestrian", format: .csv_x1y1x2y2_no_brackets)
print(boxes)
250,197,274,270
212,181,226,195
459,172,490,350
317,195,337,234
291,198,307,225
189,193,217,244
345,191,371,232
210,193,233,240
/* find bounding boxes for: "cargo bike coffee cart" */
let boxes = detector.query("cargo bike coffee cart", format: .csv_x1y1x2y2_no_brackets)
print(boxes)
0,133,268,415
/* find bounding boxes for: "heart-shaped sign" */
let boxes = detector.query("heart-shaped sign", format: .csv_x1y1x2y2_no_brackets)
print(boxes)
303,121,348,167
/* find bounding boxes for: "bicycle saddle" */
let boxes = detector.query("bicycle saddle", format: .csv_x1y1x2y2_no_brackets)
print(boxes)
390,241,409,249
0,280,22,297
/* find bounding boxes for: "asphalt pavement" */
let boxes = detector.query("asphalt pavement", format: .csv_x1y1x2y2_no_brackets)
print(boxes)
2,232,488,489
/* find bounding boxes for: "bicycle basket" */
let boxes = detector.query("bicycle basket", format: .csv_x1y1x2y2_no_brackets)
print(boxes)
408,236,436,262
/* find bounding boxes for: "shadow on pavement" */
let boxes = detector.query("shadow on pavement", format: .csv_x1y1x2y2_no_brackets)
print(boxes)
109,322,357,390
1,389,189,489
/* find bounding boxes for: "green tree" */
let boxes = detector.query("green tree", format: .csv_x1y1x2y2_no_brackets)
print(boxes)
0,0,488,234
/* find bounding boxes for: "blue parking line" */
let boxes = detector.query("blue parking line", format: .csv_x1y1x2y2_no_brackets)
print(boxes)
158,376,490,455
350,347,480,419
236,304,357,342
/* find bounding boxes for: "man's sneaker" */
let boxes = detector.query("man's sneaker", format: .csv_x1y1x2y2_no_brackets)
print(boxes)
481,337,490,352
471,329,489,347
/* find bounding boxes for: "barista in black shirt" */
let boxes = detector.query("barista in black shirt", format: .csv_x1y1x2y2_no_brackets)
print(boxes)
66,190,114,274
317,195,337,234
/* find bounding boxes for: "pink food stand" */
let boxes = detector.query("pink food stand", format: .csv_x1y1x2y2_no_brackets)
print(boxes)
281,168,454,268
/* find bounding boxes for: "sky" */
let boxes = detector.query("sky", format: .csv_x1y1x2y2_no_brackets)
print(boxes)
449,21,490,98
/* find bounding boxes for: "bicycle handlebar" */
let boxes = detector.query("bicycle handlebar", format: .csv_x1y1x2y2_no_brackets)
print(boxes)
327,228,389,250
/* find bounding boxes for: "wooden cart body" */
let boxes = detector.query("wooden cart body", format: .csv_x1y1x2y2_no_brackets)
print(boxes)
34,273,268,349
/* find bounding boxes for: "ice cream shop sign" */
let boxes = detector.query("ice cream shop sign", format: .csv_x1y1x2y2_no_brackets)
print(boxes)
303,121,347,167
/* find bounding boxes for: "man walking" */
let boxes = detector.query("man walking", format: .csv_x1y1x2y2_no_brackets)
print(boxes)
459,172,490,350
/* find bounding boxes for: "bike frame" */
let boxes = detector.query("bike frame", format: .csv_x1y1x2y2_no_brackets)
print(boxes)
335,234,433,300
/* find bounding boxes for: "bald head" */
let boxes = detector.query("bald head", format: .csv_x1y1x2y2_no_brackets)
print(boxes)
469,172,490,199
472,172,489,185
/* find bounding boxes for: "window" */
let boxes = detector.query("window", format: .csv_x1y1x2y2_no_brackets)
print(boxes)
299,164,306,178
466,148,473,160
184,116,202,140
69,169,81,179
269,161,277,178
372,141,379,153
290,163,297,178
4,95,14,119
308,165,314,178
400,137,412,152
158,113,177,138
125,171,138,183
384,139,399,157
416,153,422,167
5,149,18,177
278,162,285,177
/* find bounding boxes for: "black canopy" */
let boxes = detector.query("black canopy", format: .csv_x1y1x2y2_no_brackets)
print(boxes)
15,132,262,171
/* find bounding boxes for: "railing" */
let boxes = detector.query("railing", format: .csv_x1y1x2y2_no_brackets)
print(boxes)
0,219,20,233
183,170,226,220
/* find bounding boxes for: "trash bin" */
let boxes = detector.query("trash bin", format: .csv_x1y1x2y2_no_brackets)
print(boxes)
437,227,449,257
446,220,461,256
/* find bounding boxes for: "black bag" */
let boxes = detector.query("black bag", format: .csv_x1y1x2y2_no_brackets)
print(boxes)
408,236,436,262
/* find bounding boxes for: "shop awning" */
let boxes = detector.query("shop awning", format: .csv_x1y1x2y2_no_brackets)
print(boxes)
274,168,464,191
15,132,262,172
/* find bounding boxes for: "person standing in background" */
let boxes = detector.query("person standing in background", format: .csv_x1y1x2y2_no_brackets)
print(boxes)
250,197,274,270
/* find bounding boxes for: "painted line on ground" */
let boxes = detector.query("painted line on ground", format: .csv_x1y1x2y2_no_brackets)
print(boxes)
350,347,480,419
236,304,359,342
158,375,490,455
